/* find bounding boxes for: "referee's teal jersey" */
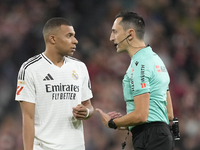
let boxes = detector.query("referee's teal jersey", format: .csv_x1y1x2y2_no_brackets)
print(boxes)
122,46,170,130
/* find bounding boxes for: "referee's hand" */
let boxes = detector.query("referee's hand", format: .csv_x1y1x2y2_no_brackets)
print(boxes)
72,104,88,120
107,111,123,119
96,108,111,128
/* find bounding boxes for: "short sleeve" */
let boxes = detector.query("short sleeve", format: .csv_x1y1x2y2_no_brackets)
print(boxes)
130,61,151,96
81,64,93,101
15,66,36,103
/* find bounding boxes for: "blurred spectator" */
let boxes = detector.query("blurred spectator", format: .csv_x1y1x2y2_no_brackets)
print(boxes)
0,0,199,149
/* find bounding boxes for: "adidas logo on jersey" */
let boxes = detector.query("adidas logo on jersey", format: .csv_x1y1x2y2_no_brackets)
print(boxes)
43,74,54,81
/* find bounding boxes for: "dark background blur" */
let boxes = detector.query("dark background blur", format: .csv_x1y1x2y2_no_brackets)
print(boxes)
0,0,200,150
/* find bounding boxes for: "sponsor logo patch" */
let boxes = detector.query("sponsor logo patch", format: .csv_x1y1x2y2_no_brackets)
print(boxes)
18,81,25,84
45,83,80,100
156,65,161,73
156,65,167,73
43,73,54,81
16,86,24,95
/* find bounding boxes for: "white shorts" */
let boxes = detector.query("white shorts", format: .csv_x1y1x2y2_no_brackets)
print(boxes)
34,139,85,150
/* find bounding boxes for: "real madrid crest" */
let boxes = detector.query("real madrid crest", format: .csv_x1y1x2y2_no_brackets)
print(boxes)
72,70,79,80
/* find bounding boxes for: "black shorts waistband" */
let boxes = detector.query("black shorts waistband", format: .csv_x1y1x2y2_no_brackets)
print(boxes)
131,121,169,137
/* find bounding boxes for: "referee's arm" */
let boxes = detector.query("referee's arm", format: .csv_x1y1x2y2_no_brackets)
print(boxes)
113,92,150,127
19,101,35,150
96,92,150,128
166,91,174,121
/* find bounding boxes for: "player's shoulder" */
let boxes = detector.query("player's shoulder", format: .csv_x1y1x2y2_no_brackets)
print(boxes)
20,54,43,70
18,54,43,80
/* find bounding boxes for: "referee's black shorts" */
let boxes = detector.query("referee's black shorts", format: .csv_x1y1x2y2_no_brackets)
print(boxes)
131,122,174,150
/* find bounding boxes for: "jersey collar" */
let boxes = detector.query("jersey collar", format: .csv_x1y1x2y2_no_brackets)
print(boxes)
131,45,151,60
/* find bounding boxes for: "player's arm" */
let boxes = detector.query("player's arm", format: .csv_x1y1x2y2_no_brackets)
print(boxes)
82,99,94,119
166,90,174,121
20,101,35,150
72,99,94,120
96,92,150,127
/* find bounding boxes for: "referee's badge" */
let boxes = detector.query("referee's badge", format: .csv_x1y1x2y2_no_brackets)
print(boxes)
72,70,79,80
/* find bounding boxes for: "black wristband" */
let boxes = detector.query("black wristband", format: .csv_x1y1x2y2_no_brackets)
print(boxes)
108,119,117,129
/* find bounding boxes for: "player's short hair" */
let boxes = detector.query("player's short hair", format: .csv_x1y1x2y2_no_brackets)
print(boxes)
43,17,72,40
115,11,145,40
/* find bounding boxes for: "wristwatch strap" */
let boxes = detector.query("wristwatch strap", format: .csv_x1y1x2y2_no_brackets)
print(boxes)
108,119,117,129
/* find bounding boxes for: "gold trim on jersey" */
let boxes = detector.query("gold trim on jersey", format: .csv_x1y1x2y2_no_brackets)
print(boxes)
18,80,25,84
72,70,79,80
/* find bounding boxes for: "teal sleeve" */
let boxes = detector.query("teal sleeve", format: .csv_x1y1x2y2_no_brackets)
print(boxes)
130,61,151,96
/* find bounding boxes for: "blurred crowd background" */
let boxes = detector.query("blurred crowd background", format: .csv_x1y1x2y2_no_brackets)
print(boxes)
0,0,200,149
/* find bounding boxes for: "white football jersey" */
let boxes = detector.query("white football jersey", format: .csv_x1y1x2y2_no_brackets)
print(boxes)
15,53,93,150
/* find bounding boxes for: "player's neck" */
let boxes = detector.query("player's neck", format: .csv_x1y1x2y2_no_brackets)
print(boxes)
44,50,65,67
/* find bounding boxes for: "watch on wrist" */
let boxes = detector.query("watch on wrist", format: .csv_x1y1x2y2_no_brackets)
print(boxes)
108,119,117,129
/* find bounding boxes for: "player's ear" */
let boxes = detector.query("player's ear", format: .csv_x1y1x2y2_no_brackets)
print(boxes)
49,35,56,44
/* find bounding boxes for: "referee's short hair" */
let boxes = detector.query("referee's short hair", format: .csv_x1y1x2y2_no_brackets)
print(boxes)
115,11,145,40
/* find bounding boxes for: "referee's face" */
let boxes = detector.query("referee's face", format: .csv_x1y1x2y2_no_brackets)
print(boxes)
110,17,129,53
55,25,78,56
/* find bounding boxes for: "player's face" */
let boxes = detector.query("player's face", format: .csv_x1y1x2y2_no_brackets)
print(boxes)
110,17,128,53
55,25,78,56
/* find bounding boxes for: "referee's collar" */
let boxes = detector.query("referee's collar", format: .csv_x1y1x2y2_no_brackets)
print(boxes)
131,45,151,60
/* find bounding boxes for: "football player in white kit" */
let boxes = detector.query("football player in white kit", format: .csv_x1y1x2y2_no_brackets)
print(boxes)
15,18,94,150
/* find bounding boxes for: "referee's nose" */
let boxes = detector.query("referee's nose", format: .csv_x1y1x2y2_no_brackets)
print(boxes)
110,32,115,42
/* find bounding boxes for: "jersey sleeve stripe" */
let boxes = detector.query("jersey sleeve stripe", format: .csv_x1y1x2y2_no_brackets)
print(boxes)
18,55,42,80
22,54,41,68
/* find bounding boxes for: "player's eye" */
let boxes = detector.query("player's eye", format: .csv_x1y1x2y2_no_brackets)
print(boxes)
67,33,74,38
67,34,71,38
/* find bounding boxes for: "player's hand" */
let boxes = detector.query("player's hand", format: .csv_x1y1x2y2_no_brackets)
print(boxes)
96,108,111,128
107,111,123,119
72,104,88,120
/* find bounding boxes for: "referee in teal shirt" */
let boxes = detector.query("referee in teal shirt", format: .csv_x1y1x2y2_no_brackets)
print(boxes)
96,11,174,150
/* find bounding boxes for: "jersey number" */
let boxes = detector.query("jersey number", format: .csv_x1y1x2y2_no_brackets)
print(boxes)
141,83,146,88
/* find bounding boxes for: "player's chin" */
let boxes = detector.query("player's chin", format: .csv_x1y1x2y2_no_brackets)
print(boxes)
66,51,75,56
